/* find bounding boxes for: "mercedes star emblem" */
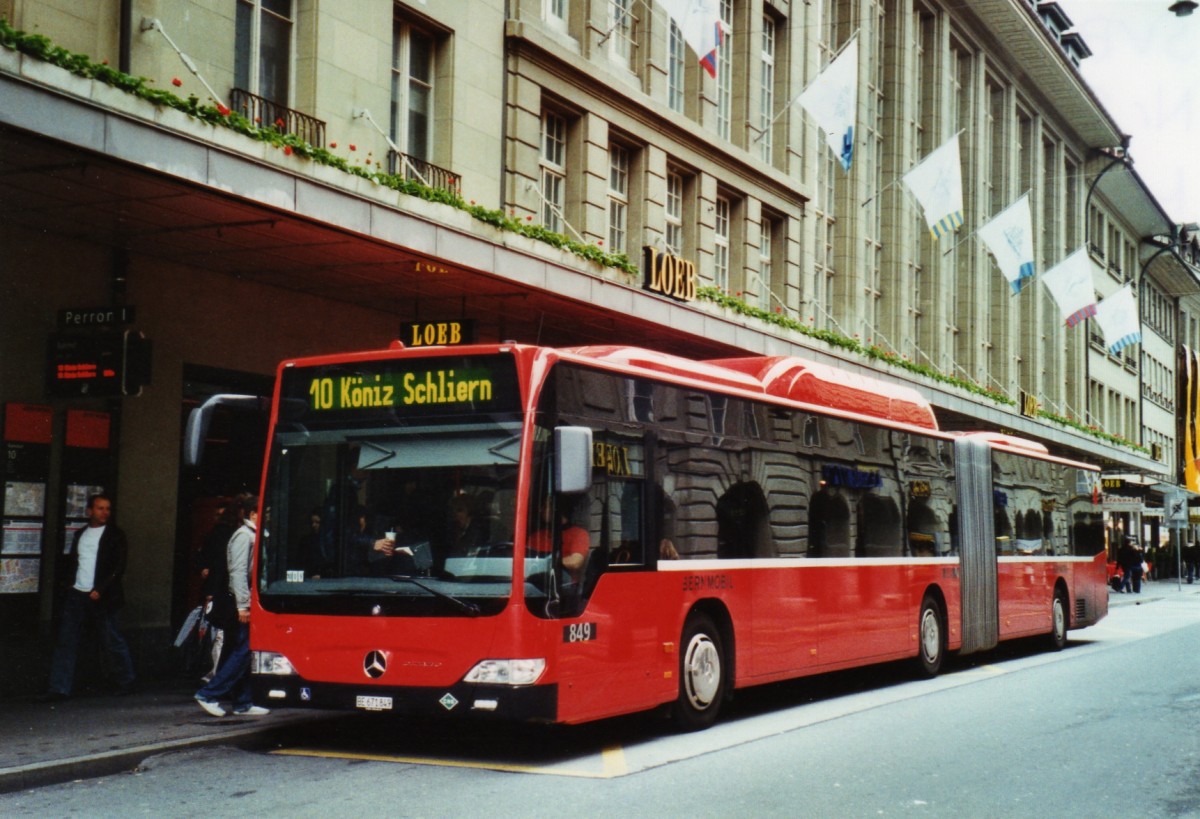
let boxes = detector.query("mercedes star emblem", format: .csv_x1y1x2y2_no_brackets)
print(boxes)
364,650,387,679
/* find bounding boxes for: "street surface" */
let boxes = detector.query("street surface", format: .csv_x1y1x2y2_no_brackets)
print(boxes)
5,591,1200,818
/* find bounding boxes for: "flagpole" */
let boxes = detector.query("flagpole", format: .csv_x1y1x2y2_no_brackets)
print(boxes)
861,178,900,209
939,229,975,257
938,190,1031,257
865,128,965,209
600,0,652,46
754,30,859,145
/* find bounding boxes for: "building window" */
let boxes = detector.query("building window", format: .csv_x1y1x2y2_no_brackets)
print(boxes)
668,20,686,114
608,0,638,68
864,3,885,345
540,110,567,233
716,0,733,141
391,18,434,163
814,145,837,332
758,218,775,310
666,170,684,255
759,15,775,163
235,0,292,105
545,0,568,30
608,143,630,254
714,195,730,290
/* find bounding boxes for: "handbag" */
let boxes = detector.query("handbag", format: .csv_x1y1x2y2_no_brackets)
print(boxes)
209,590,239,630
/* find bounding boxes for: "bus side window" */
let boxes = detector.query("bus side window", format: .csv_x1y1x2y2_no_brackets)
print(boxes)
611,481,644,564
716,481,771,558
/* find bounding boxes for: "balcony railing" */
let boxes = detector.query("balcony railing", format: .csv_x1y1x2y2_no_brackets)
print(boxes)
229,88,326,148
387,150,461,196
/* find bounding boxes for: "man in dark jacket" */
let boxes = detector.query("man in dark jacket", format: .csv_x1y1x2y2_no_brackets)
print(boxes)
1118,535,1144,595
41,493,136,700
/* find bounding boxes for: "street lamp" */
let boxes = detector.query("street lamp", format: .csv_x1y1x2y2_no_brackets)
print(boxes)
1169,1,1198,16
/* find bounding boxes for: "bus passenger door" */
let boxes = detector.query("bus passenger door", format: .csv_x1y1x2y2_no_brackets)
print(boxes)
554,442,672,720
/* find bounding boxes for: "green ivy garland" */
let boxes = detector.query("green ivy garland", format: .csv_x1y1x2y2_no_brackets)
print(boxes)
0,18,638,277
0,18,1148,455
695,287,1148,454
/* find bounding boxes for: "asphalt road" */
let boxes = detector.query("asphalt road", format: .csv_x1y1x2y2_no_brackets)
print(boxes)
4,593,1200,818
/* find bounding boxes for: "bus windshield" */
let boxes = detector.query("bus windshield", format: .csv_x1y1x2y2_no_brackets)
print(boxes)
257,354,523,617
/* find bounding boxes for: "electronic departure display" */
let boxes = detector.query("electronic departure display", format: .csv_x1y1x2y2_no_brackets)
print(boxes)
46,333,122,397
279,355,521,422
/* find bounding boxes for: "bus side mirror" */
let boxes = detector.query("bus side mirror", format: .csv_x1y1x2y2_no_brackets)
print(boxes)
554,426,592,494
184,394,271,466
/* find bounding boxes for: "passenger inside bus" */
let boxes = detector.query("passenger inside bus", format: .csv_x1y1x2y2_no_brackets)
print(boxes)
528,500,590,582
447,494,489,556
365,509,430,576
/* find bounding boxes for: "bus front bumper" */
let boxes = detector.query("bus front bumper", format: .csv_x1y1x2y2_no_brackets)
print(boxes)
251,675,559,722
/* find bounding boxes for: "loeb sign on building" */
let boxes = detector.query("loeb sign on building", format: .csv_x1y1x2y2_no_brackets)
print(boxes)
643,246,697,302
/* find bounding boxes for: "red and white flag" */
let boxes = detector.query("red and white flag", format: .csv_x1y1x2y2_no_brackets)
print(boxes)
658,0,726,78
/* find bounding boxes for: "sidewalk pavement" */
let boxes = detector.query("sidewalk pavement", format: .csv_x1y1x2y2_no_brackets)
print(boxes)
3,578,1200,795
1108,576,1200,607
0,677,329,795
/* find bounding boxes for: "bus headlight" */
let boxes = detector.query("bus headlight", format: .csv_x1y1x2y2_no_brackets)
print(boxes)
251,650,297,675
463,658,546,686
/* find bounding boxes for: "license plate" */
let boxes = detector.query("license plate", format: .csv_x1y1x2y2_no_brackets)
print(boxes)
355,695,393,711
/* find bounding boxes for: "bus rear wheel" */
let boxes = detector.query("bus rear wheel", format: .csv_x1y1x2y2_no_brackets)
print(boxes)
1048,588,1068,651
671,613,725,731
917,595,945,677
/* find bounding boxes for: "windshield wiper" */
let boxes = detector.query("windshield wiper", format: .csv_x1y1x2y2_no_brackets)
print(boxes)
390,575,481,616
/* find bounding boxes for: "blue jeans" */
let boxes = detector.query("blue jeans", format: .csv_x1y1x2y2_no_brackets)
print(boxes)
48,590,136,695
195,620,252,711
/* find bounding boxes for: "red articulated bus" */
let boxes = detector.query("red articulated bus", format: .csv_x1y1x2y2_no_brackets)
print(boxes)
206,342,1106,729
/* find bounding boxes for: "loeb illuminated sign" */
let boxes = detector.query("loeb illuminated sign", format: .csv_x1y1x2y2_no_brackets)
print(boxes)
643,246,697,302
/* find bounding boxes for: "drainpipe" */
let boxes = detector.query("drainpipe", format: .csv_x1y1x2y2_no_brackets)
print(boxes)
500,0,512,211
119,0,133,73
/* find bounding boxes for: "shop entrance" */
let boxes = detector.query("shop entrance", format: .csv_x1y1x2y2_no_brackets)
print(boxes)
173,365,271,631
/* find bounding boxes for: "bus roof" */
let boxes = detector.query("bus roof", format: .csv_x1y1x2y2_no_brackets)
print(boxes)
564,346,939,430
708,356,939,430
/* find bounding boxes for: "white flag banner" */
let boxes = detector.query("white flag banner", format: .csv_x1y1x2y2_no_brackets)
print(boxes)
1094,284,1142,354
658,0,726,79
976,193,1035,295
796,36,858,172
902,134,964,240
1040,247,1098,327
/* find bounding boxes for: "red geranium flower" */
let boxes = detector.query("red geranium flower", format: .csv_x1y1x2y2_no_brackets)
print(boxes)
330,141,338,148
172,77,182,87
349,144,357,151
216,104,231,116
284,146,293,156
275,118,285,128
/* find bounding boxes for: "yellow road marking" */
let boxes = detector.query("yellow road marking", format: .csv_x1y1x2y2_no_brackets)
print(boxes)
601,744,628,777
273,746,626,779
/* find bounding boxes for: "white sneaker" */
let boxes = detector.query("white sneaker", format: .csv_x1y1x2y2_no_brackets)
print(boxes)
233,705,270,716
195,696,225,717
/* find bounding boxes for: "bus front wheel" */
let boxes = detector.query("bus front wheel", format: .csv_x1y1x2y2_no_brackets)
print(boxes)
672,613,725,731
917,595,945,677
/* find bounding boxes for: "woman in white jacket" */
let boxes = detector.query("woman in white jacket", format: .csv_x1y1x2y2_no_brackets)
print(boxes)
194,495,270,717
